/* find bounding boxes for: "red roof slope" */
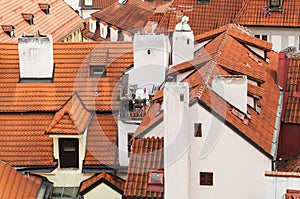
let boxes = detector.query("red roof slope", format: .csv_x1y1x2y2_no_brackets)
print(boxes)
0,0,84,42
124,137,164,198
82,0,116,9
0,42,133,112
0,161,45,199
46,94,92,135
136,24,280,156
155,0,245,35
234,0,300,27
92,0,155,33
79,171,125,195
282,55,300,124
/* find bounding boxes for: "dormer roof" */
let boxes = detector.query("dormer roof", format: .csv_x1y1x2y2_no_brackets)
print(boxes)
46,94,92,135
0,0,84,42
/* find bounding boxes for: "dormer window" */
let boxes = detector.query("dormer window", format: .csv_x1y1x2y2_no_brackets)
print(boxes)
39,3,50,15
1,25,15,38
90,65,106,77
59,138,79,168
22,13,34,25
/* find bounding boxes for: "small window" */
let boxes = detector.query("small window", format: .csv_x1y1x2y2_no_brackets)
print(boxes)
148,170,164,185
261,35,268,41
200,172,213,186
90,65,106,77
197,0,210,4
85,0,92,6
187,38,190,45
127,133,133,158
269,0,280,7
194,123,202,137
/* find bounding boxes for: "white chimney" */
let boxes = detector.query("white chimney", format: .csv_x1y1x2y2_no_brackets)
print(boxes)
212,75,248,114
18,33,54,80
172,16,194,66
164,82,190,199
133,33,170,68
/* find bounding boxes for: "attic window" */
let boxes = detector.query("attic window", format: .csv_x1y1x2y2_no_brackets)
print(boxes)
269,0,281,8
39,3,50,15
197,0,210,4
194,123,202,137
1,25,15,38
90,65,106,77
146,170,164,192
200,172,213,186
148,170,164,185
22,13,34,25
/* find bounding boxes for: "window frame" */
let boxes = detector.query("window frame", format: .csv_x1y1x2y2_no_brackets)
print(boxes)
90,65,106,78
200,172,213,186
148,170,164,185
194,123,202,137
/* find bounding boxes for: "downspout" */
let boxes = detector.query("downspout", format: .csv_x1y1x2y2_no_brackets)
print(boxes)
270,86,284,170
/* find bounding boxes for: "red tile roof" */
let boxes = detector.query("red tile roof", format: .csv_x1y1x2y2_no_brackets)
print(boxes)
79,171,125,195
155,0,245,35
82,0,116,9
0,0,84,42
0,41,132,167
0,42,133,112
277,152,300,172
84,113,119,166
282,55,300,124
234,0,300,27
0,160,45,199
286,189,300,199
124,137,164,198
92,0,155,33
136,24,280,156
46,94,92,135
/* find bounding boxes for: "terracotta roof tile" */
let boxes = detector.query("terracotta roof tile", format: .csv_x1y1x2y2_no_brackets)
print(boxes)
92,0,155,33
286,189,300,199
79,171,125,195
0,42,133,112
0,160,44,199
282,55,300,124
124,137,164,198
136,24,280,156
81,0,116,9
155,0,245,35
84,114,118,166
46,94,92,135
234,0,300,27
0,0,84,42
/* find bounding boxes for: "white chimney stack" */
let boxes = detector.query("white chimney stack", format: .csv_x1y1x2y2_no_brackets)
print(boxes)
18,33,54,80
172,16,194,66
164,82,191,199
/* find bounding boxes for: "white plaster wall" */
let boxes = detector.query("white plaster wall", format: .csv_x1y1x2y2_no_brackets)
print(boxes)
123,34,132,42
100,23,108,39
133,34,170,69
89,18,96,33
176,70,194,82
64,0,81,12
189,104,271,199
110,28,119,42
172,31,194,66
141,120,164,138
248,26,300,52
81,10,97,19
84,183,122,199
266,176,300,199
126,65,166,91
117,120,139,166
164,82,191,199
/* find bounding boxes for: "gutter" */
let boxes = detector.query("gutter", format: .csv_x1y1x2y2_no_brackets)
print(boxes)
271,87,284,164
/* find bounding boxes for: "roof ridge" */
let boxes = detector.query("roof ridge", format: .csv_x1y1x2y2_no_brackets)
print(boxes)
196,24,232,99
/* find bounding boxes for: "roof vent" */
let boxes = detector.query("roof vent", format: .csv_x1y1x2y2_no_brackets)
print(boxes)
18,32,54,81
22,13,34,25
39,3,50,15
1,25,15,38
